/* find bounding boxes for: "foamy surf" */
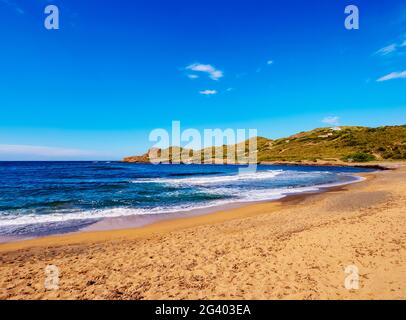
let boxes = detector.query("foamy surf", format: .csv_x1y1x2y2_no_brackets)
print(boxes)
130,169,285,185
0,162,372,237
0,175,364,228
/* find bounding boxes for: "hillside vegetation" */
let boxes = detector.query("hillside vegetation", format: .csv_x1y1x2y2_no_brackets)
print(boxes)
123,125,406,163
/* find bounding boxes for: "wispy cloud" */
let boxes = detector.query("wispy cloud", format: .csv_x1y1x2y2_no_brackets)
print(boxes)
199,89,217,95
375,37,406,56
0,144,97,157
375,44,397,56
255,60,274,73
186,63,223,81
187,74,199,79
376,70,406,82
0,0,24,14
321,116,340,126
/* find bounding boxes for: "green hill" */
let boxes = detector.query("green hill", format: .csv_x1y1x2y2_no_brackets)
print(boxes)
257,125,406,162
123,125,406,164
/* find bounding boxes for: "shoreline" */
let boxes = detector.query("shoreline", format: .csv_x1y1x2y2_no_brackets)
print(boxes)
259,160,396,171
1,166,405,299
122,159,404,171
0,171,366,248
82,174,364,232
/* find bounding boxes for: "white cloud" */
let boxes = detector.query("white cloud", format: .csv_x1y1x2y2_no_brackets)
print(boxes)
321,116,340,126
0,144,96,157
199,90,217,95
375,44,397,56
375,38,406,56
186,63,223,80
267,60,274,65
187,74,199,79
376,70,406,82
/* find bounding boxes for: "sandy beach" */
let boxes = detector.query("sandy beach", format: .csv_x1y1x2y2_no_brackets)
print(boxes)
1,165,405,300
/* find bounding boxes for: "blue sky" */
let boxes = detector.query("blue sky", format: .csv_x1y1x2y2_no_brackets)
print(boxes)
0,0,405,160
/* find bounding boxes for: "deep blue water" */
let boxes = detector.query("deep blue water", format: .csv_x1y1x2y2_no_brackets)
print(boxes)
0,162,373,238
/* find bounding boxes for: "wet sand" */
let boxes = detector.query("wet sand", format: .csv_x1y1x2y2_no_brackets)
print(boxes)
1,167,405,299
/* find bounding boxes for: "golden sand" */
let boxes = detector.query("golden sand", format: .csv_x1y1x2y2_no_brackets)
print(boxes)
1,167,405,300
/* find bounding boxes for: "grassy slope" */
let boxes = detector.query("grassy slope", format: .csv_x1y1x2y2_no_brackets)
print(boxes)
256,125,406,162
124,125,406,163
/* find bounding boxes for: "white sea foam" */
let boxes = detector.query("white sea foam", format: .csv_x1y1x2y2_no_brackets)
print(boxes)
0,175,364,228
131,169,285,185
0,203,228,227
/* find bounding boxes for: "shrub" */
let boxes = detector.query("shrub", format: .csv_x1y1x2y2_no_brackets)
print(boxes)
382,151,394,159
342,152,376,162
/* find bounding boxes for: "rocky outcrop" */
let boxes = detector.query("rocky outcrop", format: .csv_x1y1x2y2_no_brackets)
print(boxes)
122,148,160,163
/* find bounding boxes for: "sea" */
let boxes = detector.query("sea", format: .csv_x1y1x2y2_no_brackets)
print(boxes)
0,161,374,240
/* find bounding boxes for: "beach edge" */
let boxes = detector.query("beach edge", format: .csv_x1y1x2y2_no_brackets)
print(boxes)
0,168,377,253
